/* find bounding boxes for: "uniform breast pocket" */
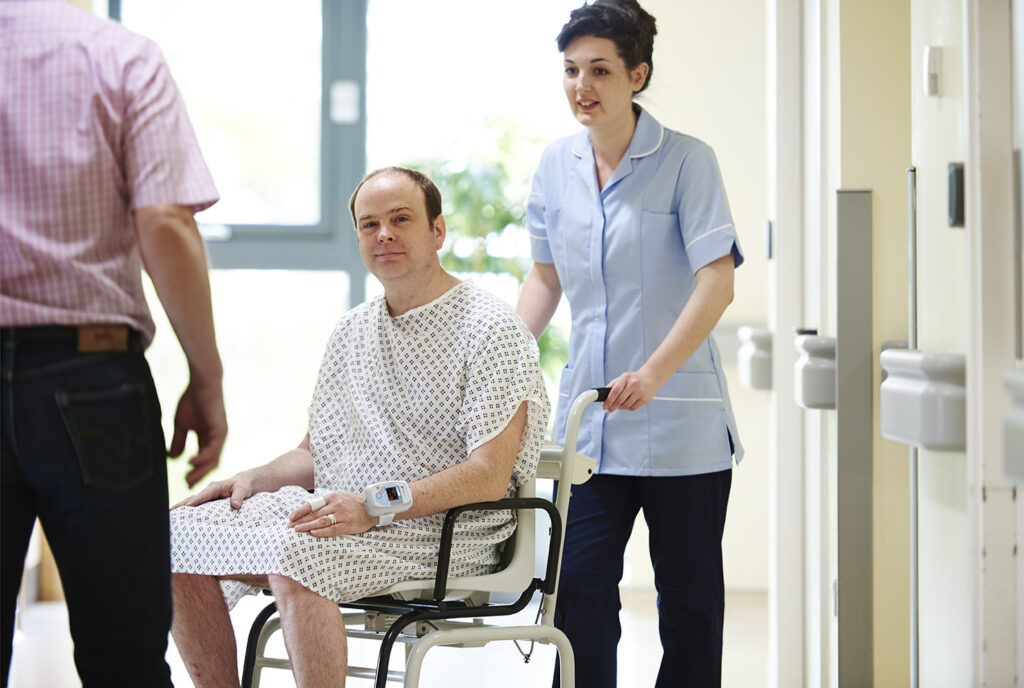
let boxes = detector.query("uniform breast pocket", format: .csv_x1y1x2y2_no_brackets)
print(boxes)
56,382,160,491
640,210,689,275
648,371,731,465
640,209,679,234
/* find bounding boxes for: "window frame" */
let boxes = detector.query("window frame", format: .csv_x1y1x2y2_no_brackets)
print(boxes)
110,0,369,303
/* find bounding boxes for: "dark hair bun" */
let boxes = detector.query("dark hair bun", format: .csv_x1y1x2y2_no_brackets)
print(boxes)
557,0,658,93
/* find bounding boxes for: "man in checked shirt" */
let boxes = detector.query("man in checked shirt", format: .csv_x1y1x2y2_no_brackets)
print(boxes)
0,1,227,685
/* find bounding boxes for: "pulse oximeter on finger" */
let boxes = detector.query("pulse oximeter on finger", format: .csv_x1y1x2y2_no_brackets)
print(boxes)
363,480,413,526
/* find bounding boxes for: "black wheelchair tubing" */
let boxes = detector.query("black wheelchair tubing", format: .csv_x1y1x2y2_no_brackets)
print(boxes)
434,497,562,600
241,600,280,688
372,584,539,688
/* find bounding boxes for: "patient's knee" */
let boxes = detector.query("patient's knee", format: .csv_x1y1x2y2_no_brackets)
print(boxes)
172,571,213,591
267,574,318,611
268,574,343,623
171,572,224,612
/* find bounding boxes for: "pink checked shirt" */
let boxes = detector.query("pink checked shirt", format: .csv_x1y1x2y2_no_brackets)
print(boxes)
0,0,218,345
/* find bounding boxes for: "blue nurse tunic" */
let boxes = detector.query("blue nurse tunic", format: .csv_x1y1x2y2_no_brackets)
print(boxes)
528,106,744,476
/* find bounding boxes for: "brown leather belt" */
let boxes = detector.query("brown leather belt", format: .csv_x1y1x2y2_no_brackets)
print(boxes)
0,324,141,352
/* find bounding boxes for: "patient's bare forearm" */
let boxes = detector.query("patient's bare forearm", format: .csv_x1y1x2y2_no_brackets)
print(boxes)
398,403,527,520
249,435,316,493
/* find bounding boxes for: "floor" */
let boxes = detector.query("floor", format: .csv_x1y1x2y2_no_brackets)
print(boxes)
7,589,767,687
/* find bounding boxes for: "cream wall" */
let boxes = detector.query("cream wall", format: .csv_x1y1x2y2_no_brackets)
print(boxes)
643,0,768,327
836,2,913,685
632,0,771,593
797,0,912,683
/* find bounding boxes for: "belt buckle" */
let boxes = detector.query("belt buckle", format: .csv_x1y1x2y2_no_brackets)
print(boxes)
77,324,130,353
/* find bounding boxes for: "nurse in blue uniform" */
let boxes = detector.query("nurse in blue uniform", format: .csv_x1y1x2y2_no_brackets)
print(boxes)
515,1,744,686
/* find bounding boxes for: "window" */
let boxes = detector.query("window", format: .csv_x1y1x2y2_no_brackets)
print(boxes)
111,0,370,301
364,0,580,170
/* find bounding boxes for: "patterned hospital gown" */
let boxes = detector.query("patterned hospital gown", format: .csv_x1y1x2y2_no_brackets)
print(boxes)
170,281,550,608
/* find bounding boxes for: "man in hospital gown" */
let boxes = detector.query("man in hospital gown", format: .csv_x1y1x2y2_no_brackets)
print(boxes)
169,167,549,687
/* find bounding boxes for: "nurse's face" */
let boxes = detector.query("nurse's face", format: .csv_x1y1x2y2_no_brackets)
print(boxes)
562,35,648,134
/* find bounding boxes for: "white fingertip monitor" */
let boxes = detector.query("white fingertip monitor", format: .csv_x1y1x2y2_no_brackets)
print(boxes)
364,480,413,526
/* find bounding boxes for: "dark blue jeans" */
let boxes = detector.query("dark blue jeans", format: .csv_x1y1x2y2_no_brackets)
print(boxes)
553,470,732,688
1,328,173,688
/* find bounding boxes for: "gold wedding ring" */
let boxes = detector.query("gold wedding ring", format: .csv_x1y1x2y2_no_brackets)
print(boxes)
328,513,337,526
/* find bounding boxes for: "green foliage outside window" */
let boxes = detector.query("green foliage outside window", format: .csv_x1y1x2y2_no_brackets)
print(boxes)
414,131,568,385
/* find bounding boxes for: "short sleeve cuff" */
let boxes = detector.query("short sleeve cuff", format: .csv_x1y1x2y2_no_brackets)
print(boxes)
530,233,553,263
685,224,745,272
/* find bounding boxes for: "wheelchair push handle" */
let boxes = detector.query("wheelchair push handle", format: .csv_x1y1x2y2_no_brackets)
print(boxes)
562,386,609,457
574,386,611,403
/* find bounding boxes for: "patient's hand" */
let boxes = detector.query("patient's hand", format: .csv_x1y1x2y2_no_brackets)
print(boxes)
171,471,256,511
288,492,375,537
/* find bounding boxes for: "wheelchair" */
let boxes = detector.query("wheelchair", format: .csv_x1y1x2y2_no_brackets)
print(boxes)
240,388,606,688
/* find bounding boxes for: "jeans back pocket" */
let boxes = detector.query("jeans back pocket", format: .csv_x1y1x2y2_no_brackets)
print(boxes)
56,382,158,491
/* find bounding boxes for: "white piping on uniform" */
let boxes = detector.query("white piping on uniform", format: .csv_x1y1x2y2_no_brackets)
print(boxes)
685,223,733,250
631,124,664,158
570,123,665,159
652,396,723,402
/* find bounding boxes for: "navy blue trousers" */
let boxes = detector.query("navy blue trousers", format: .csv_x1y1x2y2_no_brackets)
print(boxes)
553,470,732,688
1,328,173,688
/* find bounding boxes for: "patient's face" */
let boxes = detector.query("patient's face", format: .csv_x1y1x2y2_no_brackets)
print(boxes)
353,172,445,285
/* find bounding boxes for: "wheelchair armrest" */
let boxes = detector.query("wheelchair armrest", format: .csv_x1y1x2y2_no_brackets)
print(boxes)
433,497,562,601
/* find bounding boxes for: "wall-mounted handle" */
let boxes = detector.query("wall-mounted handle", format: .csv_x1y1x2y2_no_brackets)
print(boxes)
794,334,836,410
879,349,966,451
738,326,773,390
880,341,909,383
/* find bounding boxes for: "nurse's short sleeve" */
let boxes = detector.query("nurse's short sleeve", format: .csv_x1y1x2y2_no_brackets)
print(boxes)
527,163,554,264
676,143,745,272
